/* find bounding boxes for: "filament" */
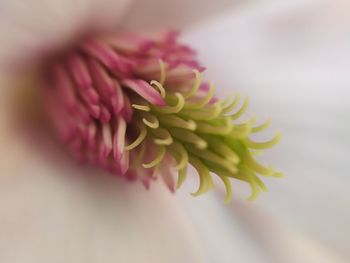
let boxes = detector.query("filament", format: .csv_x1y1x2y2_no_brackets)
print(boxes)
184,70,201,98
142,146,166,168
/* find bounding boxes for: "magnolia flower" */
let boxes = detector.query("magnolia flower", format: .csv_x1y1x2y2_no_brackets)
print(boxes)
0,0,348,263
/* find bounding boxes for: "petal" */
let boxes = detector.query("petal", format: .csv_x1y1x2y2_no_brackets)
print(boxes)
0,0,133,69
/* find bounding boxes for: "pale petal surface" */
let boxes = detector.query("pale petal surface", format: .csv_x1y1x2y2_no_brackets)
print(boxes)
0,0,132,68
179,0,349,261
0,0,349,262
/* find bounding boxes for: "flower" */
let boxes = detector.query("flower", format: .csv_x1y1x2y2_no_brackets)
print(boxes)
42,30,281,201
0,1,348,262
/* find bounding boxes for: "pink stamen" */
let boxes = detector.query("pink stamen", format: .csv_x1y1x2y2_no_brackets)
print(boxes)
100,106,111,123
67,54,92,87
81,39,130,74
51,64,77,110
113,117,126,161
122,79,166,106
121,92,133,122
88,58,116,97
111,81,124,115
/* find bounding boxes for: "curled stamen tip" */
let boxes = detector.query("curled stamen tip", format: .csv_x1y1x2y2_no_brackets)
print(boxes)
226,156,240,164
132,104,151,112
150,80,166,98
191,189,207,197
196,141,208,149
273,171,284,178
187,120,197,130
142,117,159,129
266,166,275,176
154,137,173,146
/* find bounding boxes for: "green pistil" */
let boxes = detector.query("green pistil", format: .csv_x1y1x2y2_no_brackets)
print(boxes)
126,68,282,202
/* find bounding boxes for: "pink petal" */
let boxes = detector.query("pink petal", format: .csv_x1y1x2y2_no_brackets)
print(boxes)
67,54,92,87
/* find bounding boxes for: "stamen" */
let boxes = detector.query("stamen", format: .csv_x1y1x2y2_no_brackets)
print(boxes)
228,121,252,138
229,97,249,120
101,123,113,156
152,128,173,145
150,80,166,98
142,146,166,168
121,92,133,122
184,81,215,109
125,125,147,150
51,64,77,110
158,59,166,85
204,136,240,164
186,145,238,174
100,106,111,123
68,54,92,87
142,114,159,129
170,128,207,149
122,79,166,106
152,93,185,114
158,115,197,130
239,166,266,201
132,104,151,112
222,94,240,114
111,81,125,114
180,103,222,120
159,163,176,192
184,70,201,98
167,142,188,170
252,119,272,133
245,155,274,176
244,131,282,149
88,58,115,96
176,167,188,189
113,117,126,161
131,142,146,169
189,156,214,196
218,175,232,203
81,39,125,72
196,117,232,135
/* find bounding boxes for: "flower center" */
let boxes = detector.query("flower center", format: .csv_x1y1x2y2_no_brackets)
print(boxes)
41,31,281,202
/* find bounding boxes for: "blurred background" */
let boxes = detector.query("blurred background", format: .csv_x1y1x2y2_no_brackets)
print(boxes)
0,0,349,262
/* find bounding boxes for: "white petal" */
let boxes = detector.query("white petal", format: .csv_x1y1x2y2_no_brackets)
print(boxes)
180,0,350,261
0,75,203,262
123,0,240,29
0,0,133,68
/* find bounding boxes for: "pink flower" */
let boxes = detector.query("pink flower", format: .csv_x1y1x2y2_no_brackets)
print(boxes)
42,30,281,201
